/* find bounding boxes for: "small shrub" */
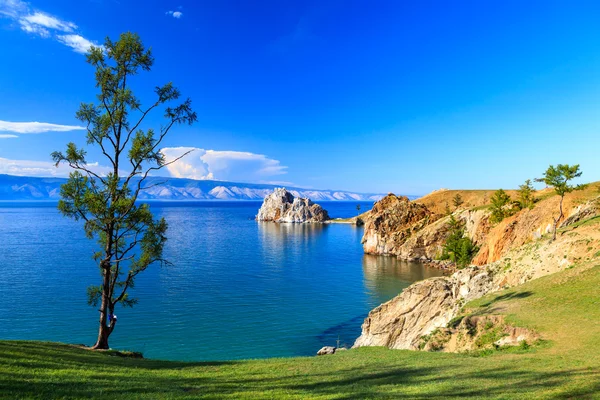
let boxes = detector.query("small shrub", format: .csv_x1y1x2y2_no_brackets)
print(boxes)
447,315,465,329
517,179,536,210
490,189,515,224
439,215,479,268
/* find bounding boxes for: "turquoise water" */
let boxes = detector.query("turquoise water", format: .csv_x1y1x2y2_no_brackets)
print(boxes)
0,201,443,361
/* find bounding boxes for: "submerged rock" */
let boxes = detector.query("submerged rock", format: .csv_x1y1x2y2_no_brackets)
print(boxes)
257,188,330,223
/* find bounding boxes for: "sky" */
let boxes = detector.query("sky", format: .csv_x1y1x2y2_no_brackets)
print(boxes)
1,0,600,195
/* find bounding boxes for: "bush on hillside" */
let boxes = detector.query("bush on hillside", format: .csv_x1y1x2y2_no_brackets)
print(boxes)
489,189,515,224
439,214,479,268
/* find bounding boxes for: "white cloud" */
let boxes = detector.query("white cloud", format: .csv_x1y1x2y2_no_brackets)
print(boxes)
0,120,86,134
0,157,114,178
21,11,76,32
0,134,18,139
56,34,97,54
166,10,183,19
0,0,100,53
0,0,27,18
160,147,288,182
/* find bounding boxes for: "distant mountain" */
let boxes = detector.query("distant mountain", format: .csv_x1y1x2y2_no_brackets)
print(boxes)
0,174,392,201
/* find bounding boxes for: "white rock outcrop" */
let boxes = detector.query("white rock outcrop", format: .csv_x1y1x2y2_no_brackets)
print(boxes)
353,267,496,350
257,188,330,223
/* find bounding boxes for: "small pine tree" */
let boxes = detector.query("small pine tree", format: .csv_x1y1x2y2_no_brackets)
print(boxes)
444,202,451,216
517,179,536,210
452,193,464,209
535,164,586,240
439,214,479,268
489,189,513,224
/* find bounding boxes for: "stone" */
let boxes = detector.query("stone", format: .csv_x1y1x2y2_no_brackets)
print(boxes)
361,194,432,255
257,188,330,223
353,266,496,350
316,346,336,355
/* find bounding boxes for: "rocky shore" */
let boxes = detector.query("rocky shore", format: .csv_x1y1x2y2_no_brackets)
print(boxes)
352,189,600,353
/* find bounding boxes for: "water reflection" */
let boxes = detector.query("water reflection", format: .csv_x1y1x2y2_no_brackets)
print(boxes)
257,222,327,266
362,254,446,307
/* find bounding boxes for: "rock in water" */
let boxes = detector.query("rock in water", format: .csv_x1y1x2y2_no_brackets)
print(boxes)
361,194,431,255
257,188,330,223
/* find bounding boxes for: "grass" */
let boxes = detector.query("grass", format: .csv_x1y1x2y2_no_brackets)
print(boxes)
2,265,600,399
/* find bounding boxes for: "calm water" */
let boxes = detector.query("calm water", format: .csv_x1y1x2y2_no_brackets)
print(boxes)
0,201,443,361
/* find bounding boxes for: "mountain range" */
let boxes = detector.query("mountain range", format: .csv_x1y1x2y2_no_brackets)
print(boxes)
0,174,392,201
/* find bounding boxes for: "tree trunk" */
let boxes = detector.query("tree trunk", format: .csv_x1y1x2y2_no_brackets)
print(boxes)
552,195,565,241
92,262,112,350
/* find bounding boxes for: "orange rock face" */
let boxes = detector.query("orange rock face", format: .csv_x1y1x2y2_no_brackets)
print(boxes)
361,194,431,255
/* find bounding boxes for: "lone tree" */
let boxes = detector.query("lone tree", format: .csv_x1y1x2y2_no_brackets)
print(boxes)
452,193,464,209
52,33,196,349
536,164,585,241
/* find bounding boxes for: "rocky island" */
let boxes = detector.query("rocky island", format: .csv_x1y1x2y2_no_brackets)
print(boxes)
257,188,330,223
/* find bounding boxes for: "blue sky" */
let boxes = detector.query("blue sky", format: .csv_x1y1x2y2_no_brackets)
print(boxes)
1,0,600,195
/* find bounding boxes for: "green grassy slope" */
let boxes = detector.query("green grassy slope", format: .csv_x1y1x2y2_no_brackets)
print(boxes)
1,265,599,399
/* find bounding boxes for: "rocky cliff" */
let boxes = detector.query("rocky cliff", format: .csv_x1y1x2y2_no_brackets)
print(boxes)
257,188,330,223
354,184,600,353
362,194,491,261
353,267,497,350
361,194,432,255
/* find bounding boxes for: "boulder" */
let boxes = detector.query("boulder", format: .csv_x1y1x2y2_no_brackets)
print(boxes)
257,188,330,223
316,346,336,356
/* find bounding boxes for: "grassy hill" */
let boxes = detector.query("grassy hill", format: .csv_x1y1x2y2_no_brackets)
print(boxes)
2,261,599,399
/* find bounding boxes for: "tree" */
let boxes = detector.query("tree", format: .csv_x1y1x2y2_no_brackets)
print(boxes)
489,189,512,224
517,179,536,210
439,214,479,268
452,193,464,209
51,33,197,349
356,204,361,216
535,164,586,241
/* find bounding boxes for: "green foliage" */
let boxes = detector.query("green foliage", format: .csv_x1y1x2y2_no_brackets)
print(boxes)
517,179,536,210
452,193,464,209
51,32,196,348
439,215,479,268
536,164,586,197
536,164,586,240
489,189,513,224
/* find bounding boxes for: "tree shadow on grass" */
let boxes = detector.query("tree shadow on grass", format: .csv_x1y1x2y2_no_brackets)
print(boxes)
1,341,599,399
469,291,534,316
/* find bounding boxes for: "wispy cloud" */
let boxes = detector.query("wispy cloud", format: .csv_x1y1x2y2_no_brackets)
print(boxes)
0,157,114,177
0,0,100,53
0,134,18,139
56,34,98,54
160,147,288,182
0,120,86,134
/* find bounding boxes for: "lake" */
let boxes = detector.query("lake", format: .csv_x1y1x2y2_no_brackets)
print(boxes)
0,201,444,361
